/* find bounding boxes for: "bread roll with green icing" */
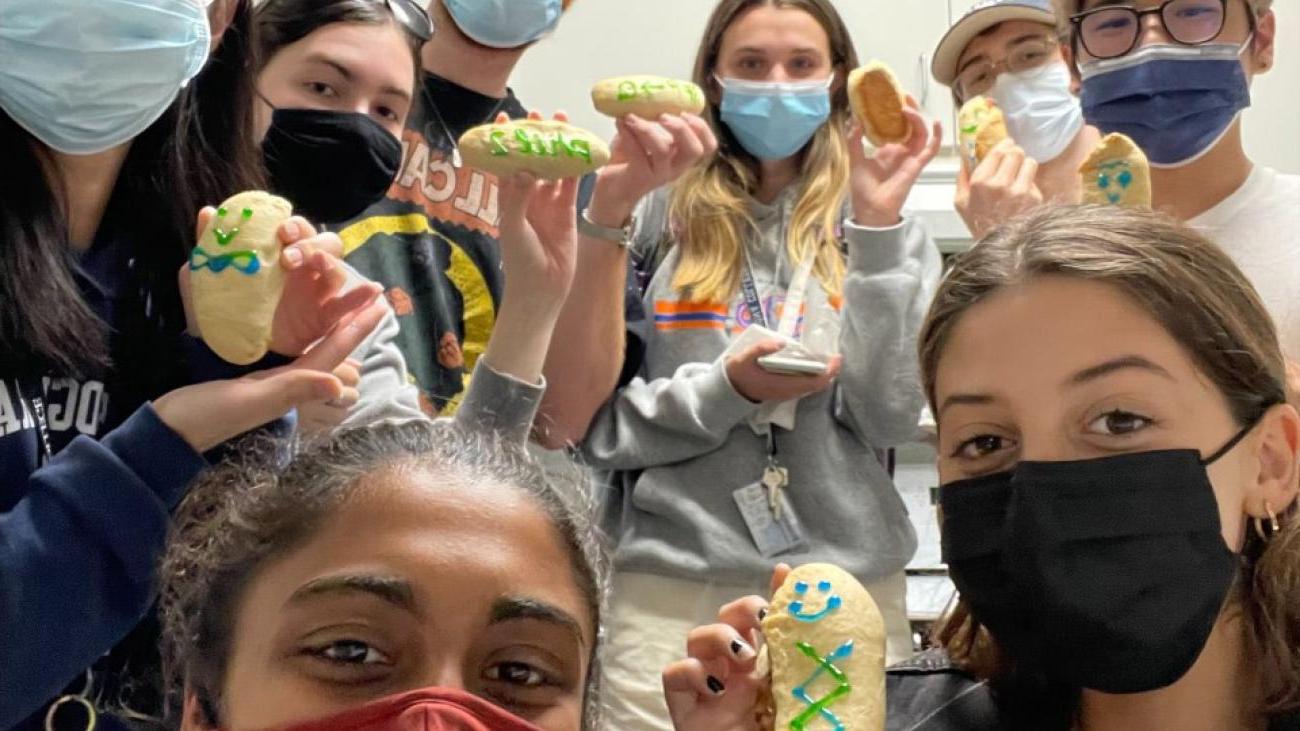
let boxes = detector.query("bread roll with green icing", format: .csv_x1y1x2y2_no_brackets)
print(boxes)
958,95,1008,171
850,61,910,147
1079,132,1152,208
762,564,886,731
459,119,610,180
190,191,293,365
592,75,706,119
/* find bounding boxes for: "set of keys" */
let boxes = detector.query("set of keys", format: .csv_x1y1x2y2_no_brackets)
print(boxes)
762,459,789,520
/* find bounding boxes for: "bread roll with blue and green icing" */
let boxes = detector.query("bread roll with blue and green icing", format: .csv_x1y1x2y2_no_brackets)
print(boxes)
190,191,292,365
762,563,886,731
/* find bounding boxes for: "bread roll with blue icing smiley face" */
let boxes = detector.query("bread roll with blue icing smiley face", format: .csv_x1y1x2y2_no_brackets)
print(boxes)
762,564,886,731
458,118,611,180
190,191,293,365
1080,132,1152,209
592,75,707,119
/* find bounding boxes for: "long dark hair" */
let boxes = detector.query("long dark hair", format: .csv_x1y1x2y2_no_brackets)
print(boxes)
0,0,263,395
160,421,609,729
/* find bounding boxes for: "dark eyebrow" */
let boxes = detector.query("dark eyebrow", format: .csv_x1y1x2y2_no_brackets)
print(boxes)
382,85,413,102
490,597,586,649
938,392,996,417
303,54,354,82
288,574,418,615
956,52,991,76
1082,0,1133,11
1067,355,1175,386
1008,33,1049,47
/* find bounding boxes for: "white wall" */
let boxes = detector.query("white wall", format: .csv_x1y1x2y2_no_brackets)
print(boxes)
511,0,1300,174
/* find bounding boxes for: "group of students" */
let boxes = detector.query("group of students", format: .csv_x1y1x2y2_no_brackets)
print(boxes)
0,0,1297,730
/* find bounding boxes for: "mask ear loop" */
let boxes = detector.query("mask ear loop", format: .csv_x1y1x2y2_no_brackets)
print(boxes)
1200,419,1260,466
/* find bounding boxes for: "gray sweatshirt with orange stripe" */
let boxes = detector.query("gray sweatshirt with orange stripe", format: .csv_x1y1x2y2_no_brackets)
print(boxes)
581,186,943,586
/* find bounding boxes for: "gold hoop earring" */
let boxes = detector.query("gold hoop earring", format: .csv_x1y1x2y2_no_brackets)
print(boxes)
1254,500,1281,541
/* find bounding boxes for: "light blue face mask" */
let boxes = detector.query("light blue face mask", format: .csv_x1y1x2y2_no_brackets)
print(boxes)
444,0,563,50
0,0,211,156
716,75,834,161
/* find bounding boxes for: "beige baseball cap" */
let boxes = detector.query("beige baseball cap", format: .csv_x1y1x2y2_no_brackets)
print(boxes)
932,0,1057,86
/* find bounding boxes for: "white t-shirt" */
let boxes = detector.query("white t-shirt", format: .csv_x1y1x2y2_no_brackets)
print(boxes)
1190,165,1300,362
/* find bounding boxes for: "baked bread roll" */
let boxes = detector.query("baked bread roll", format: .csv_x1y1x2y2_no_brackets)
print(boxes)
957,95,1008,171
762,564,886,731
459,118,610,180
849,61,910,147
1079,132,1152,208
592,75,706,119
190,191,293,365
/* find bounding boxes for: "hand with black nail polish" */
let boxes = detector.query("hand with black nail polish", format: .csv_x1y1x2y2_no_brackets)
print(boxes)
662,593,774,730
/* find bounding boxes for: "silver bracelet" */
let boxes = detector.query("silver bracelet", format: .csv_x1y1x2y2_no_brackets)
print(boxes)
578,207,634,249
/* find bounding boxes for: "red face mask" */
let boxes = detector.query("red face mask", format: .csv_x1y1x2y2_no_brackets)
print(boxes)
237,688,546,731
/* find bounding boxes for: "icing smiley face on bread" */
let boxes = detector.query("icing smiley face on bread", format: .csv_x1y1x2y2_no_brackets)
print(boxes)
762,564,886,731
190,191,294,365
1079,132,1152,208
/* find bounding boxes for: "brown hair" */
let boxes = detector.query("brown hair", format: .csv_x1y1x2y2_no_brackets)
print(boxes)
158,422,609,730
666,0,857,303
920,204,1299,718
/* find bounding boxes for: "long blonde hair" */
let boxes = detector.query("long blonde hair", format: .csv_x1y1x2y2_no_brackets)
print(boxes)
667,0,858,304
920,205,1300,719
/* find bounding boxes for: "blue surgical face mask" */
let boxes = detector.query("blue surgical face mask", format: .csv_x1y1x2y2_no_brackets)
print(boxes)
0,0,211,155
1080,41,1252,168
716,75,834,161
444,0,563,50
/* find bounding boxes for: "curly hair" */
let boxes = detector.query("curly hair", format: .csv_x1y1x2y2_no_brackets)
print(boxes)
158,420,610,729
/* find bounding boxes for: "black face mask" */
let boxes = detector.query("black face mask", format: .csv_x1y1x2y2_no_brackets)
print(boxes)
939,425,1255,694
262,108,403,225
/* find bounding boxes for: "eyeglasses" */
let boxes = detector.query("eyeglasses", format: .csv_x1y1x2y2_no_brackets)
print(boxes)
955,36,1057,101
384,0,434,42
1070,0,1230,60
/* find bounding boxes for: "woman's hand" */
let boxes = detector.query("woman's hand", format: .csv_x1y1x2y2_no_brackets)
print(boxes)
155,303,386,453
181,209,383,358
725,340,843,404
954,139,1043,240
296,358,362,435
849,95,943,228
664,566,791,731
497,111,582,314
586,112,717,228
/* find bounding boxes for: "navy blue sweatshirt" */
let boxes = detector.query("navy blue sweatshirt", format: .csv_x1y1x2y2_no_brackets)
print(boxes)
0,225,291,729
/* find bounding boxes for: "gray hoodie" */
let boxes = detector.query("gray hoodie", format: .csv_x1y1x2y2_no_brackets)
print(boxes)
582,186,943,585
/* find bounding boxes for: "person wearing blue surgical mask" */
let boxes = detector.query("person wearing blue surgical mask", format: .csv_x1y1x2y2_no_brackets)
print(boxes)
930,0,1104,238
1056,0,1300,385
555,1,943,728
0,0,387,729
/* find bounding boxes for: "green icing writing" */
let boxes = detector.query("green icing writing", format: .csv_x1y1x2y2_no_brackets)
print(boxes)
614,78,702,107
487,126,594,164
489,129,510,156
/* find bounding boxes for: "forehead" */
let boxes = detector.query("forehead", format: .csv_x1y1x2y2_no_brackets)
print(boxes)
235,465,594,637
719,4,832,55
274,20,414,80
958,19,1056,66
933,276,1209,402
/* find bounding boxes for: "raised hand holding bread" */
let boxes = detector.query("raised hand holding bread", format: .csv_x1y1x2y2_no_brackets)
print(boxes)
592,75,706,119
190,191,293,365
459,117,610,180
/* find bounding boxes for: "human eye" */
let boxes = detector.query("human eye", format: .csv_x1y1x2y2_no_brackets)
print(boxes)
305,81,339,98
377,105,400,123
307,639,392,666
1085,409,1155,437
951,433,1017,461
483,661,554,689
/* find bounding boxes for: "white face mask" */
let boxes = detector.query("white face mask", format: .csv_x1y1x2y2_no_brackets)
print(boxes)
988,61,1085,163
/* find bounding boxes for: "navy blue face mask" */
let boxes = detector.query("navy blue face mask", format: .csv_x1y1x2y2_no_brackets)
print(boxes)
1081,41,1252,168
